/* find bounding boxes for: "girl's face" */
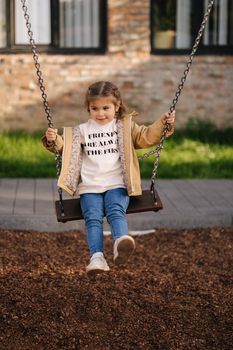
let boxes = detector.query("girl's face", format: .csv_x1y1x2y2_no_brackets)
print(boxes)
89,97,120,125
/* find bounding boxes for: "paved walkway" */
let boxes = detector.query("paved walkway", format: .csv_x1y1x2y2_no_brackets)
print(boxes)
0,179,232,232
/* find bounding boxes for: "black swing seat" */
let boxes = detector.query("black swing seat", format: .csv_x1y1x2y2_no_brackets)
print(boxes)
55,189,163,223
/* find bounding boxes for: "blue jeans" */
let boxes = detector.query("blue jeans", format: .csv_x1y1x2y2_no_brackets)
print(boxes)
80,188,129,256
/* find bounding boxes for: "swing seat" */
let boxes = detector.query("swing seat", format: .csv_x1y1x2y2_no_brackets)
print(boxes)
55,189,163,223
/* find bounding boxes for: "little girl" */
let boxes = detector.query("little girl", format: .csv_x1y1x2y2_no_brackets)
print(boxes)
43,81,175,276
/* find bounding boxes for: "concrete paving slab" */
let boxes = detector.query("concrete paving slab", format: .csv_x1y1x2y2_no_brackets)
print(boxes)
13,179,35,215
0,179,17,214
35,179,55,215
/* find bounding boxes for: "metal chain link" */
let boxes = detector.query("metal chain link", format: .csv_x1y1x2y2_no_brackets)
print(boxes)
139,0,215,185
20,0,62,182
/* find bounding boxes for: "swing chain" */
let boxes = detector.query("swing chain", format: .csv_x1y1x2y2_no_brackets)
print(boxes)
20,0,62,178
139,0,215,185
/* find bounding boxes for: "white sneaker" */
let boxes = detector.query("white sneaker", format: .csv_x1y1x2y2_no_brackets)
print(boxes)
113,235,135,265
86,252,110,276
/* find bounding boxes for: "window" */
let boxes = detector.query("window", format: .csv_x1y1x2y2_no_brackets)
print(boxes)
15,0,51,45
59,0,100,48
0,0,6,48
151,0,233,54
0,0,107,53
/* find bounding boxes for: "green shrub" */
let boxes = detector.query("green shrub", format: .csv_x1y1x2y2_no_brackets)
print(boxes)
174,117,233,145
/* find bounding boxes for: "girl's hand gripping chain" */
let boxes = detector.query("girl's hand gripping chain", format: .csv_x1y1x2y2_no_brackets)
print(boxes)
161,110,176,130
45,128,58,143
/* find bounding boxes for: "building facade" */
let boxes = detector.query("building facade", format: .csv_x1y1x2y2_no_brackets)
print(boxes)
0,0,233,131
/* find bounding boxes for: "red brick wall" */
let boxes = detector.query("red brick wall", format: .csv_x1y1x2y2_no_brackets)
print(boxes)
0,0,232,131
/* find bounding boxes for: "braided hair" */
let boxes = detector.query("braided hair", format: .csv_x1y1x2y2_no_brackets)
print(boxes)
85,81,127,119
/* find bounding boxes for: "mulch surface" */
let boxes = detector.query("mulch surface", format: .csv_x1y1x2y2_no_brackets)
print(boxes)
1,227,233,350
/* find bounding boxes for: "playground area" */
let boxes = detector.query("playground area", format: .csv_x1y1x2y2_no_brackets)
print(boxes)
1,226,232,350
1,1,232,349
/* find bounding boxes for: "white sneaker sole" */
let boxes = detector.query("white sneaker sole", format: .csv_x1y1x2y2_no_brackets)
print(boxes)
86,266,110,277
114,237,135,265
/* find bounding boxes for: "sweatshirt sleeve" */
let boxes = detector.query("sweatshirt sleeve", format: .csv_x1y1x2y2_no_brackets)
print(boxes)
131,117,174,149
41,134,64,154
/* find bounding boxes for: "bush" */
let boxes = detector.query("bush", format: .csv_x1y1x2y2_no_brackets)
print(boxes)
174,117,233,145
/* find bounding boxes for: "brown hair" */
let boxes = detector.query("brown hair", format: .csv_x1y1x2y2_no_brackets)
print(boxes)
85,81,127,119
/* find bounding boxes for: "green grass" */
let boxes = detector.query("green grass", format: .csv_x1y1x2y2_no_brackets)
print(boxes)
138,139,233,179
1,119,233,179
0,131,56,178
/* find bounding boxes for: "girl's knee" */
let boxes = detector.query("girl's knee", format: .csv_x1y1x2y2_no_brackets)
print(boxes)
105,206,126,224
85,217,103,227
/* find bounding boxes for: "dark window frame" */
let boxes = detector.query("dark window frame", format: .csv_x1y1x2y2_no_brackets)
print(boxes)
0,0,107,54
150,0,233,55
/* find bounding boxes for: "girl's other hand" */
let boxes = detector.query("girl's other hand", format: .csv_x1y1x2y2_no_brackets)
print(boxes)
45,128,58,142
161,111,176,126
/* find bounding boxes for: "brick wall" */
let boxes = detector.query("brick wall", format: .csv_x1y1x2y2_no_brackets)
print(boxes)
0,0,232,131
